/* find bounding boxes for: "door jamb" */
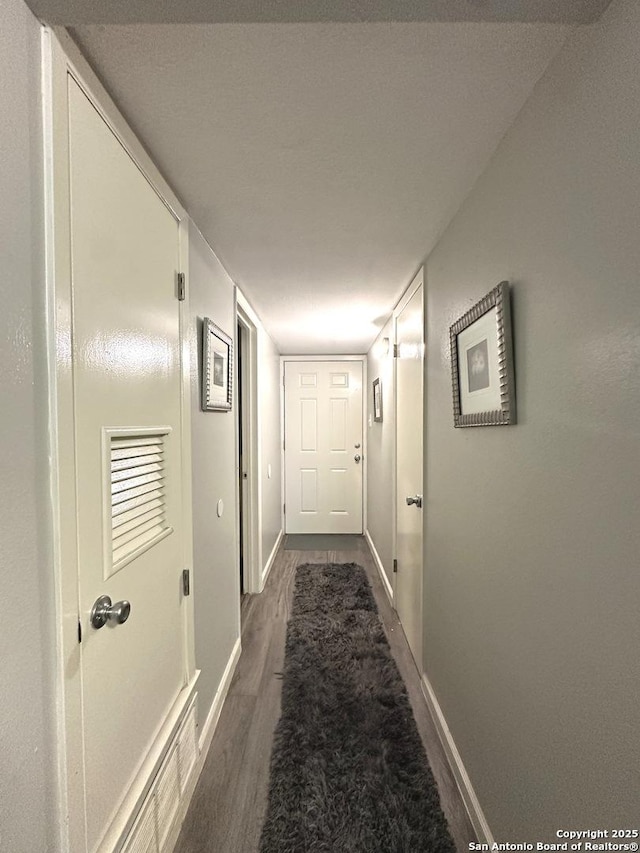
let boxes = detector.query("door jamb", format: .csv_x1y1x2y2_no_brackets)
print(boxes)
235,296,261,595
279,355,367,536
43,27,196,852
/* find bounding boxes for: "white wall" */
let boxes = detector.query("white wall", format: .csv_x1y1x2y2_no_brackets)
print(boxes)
422,0,640,838
0,1,56,850
188,223,241,726
366,321,395,589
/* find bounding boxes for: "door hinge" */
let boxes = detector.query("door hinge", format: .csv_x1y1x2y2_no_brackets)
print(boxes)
177,272,186,301
393,343,399,358
182,569,191,596
393,558,398,574
283,438,286,451
283,503,286,516
78,618,82,643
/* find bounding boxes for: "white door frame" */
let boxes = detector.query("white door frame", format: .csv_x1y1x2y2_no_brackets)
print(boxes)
392,266,425,652
235,295,261,595
43,28,196,852
280,355,368,535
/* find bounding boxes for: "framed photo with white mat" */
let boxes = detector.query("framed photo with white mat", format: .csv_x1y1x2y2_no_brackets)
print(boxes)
449,281,516,427
202,318,233,411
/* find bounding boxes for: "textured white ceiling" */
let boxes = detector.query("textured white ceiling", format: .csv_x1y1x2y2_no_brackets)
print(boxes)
30,0,612,24
69,22,571,353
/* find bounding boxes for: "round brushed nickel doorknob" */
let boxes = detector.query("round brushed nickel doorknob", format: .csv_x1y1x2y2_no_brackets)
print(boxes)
90,595,132,629
354,454,361,463
405,495,423,508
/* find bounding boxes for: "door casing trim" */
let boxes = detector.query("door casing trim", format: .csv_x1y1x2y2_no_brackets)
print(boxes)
235,293,261,594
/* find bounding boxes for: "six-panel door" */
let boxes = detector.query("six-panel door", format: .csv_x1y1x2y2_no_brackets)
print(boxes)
284,361,363,534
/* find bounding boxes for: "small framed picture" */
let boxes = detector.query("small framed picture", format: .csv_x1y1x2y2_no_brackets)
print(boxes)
373,377,383,422
449,281,516,427
202,319,233,411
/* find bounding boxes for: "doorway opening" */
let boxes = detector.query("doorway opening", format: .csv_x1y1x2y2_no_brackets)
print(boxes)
236,301,260,601
237,319,247,598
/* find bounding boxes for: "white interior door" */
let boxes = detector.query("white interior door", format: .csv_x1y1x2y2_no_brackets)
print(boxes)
284,361,363,534
395,273,424,669
69,78,188,850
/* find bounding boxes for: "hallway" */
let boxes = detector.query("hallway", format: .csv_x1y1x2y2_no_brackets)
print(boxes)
4,0,640,849
175,538,475,853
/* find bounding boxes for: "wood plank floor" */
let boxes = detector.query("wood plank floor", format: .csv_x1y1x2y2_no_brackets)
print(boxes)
175,538,476,853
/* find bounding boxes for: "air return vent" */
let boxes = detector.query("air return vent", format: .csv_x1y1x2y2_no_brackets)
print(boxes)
120,696,199,853
106,430,173,576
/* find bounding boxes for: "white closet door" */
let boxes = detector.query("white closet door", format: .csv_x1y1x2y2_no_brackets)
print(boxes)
69,77,187,851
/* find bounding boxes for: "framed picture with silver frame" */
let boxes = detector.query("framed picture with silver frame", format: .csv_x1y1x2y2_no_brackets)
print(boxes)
449,281,516,427
373,377,383,422
202,318,233,412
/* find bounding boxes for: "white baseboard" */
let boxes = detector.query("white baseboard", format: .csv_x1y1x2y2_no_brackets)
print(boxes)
198,636,242,754
364,530,394,604
421,673,495,845
261,529,283,590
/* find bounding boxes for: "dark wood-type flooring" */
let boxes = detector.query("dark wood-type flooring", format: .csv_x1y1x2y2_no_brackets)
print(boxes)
175,538,476,853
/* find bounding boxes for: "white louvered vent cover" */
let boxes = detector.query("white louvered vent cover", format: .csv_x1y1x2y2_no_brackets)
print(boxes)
122,794,157,853
120,697,199,853
155,747,180,850
177,706,198,795
110,433,170,571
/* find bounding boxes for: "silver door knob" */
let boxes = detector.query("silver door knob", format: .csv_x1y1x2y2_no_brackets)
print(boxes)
354,454,361,463
406,495,423,508
90,595,131,629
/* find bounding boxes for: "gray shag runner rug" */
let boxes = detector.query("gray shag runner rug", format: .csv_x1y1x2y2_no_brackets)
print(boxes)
259,562,456,853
